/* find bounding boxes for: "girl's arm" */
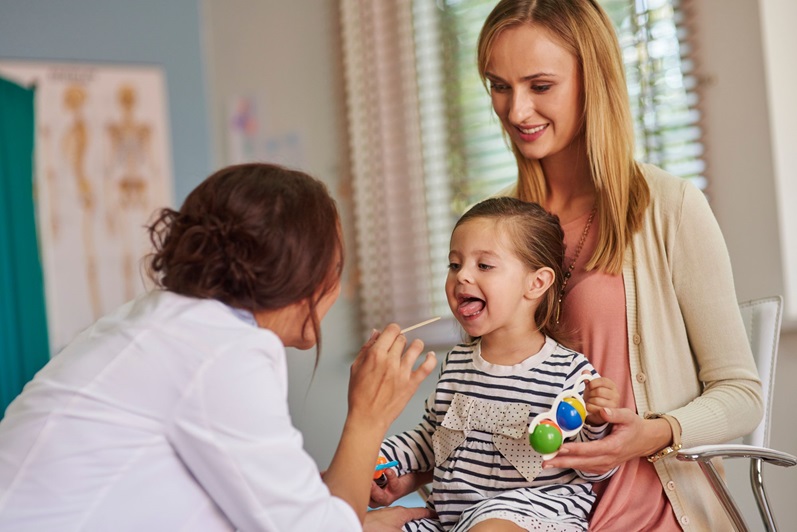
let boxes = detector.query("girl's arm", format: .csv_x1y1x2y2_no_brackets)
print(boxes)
380,391,438,474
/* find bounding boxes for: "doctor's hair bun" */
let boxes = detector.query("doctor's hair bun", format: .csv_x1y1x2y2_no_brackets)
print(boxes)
146,163,343,315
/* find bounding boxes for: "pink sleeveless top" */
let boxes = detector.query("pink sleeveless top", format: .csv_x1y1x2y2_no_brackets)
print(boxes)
559,210,680,531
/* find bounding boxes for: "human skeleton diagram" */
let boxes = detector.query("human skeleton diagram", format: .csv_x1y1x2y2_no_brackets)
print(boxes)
105,84,157,301
61,84,102,319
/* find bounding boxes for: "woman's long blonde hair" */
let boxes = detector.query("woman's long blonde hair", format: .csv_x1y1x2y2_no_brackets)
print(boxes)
477,0,649,274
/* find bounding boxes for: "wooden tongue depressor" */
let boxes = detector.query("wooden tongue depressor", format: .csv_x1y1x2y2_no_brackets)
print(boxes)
400,316,441,334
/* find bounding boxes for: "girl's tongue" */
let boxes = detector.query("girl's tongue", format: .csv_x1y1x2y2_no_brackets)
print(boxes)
458,297,485,317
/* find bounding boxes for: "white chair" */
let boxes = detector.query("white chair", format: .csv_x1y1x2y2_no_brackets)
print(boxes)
677,296,797,532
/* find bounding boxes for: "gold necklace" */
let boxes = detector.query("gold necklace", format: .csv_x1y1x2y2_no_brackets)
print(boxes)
555,203,597,324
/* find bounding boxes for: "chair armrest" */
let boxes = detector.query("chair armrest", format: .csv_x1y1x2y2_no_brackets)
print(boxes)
676,444,795,531
677,444,797,468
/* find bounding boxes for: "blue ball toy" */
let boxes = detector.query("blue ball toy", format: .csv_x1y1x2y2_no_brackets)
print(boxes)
556,399,585,431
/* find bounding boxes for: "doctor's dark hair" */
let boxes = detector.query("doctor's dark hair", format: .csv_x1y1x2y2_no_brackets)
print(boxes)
455,197,567,343
147,163,343,355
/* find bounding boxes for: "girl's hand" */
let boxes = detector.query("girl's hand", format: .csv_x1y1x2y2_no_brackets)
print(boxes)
543,407,674,475
582,374,620,426
369,469,425,508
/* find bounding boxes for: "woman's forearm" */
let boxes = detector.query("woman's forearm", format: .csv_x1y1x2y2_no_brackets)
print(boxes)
323,324,436,523
543,407,679,474
324,416,390,523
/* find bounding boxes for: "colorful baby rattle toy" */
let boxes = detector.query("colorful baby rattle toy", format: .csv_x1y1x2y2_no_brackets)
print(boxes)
528,373,595,459
374,456,399,488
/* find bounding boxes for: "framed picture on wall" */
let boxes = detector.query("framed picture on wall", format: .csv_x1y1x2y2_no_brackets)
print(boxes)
0,61,174,355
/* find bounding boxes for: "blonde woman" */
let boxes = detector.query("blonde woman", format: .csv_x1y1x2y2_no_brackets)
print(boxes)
476,1,761,530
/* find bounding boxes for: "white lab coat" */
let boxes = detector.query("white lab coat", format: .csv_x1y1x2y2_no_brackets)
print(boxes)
0,290,360,531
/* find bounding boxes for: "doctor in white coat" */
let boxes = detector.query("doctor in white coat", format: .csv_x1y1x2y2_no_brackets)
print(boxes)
0,163,436,531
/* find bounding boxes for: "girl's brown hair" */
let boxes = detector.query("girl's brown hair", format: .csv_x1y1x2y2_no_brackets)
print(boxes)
455,196,568,343
477,0,650,275
147,163,343,356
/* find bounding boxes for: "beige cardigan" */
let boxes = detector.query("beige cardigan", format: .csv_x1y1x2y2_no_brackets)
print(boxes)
500,164,763,530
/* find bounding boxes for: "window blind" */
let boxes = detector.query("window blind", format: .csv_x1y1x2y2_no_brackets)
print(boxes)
340,0,705,343
603,0,706,188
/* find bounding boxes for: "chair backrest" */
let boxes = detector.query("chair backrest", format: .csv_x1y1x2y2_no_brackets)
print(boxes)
738,296,783,448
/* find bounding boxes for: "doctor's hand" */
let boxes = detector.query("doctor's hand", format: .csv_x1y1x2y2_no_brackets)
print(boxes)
349,324,436,432
542,407,675,475
324,325,436,523
364,506,433,531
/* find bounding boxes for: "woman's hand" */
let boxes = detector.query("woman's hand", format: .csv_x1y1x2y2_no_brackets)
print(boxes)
363,506,433,531
542,407,674,475
324,324,436,524
369,469,431,508
582,375,620,426
348,324,437,431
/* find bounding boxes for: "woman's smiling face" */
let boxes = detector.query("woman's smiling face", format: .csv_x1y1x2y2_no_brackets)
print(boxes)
485,23,584,165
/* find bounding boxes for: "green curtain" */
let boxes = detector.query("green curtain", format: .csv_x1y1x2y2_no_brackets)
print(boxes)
0,75,50,417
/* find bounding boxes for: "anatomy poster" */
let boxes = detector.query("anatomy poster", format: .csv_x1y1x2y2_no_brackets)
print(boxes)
0,61,173,355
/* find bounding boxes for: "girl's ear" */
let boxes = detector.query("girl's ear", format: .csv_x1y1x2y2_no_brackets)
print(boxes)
525,267,555,300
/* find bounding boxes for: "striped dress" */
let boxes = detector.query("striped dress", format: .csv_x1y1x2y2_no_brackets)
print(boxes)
381,336,614,532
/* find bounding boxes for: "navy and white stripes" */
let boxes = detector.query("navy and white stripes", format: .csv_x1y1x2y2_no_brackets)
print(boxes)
380,336,613,531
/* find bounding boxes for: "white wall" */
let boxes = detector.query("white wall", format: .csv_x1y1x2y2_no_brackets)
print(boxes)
693,1,797,527
759,0,797,322
203,0,797,529
202,0,356,463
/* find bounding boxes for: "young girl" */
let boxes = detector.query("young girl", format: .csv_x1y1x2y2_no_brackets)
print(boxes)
374,197,620,532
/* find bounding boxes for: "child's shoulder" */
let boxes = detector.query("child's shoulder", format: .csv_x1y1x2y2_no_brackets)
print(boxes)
438,340,486,372
444,340,478,361
546,338,592,367
451,339,479,351
545,336,578,356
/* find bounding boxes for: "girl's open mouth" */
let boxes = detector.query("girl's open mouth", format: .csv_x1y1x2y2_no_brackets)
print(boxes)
458,296,485,318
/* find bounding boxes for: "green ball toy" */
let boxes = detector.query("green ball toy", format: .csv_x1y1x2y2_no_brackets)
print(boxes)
529,419,563,455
